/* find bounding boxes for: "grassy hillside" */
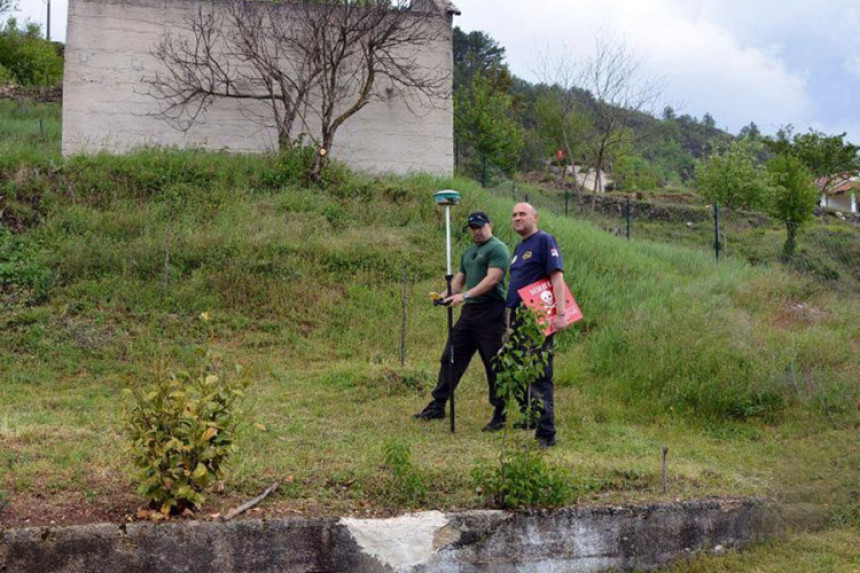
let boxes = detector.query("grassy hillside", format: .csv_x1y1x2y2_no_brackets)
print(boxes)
1,102,859,569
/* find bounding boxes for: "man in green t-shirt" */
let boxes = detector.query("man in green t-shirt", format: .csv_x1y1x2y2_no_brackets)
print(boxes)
413,211,511,432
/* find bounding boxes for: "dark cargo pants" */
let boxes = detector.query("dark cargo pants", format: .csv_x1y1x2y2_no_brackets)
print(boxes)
429,300,507,412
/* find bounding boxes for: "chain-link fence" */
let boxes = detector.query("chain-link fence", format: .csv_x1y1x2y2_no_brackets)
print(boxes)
488,180,860,292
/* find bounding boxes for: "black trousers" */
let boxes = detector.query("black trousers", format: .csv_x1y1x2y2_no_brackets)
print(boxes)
511,306,556,441
430,300,507,412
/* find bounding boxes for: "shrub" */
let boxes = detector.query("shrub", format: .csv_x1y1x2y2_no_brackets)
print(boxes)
124,346,249,516
0,19,63,88
473,449,572,509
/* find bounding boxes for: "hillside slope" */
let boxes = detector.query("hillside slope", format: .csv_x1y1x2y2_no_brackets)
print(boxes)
1,144,858,559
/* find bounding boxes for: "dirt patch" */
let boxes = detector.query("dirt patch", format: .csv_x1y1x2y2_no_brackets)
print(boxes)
773,302,829,330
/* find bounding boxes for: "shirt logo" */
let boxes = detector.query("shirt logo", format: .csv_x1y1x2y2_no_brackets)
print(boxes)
511,255,517,264
550,248,559,258
522,251,532,260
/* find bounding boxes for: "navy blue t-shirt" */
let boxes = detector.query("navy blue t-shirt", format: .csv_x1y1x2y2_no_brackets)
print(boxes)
506,231,564,308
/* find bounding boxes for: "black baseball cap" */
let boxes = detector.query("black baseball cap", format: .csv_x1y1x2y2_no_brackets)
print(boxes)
465,211,491,229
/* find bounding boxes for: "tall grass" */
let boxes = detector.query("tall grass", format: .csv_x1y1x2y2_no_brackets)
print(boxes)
3,145,858,422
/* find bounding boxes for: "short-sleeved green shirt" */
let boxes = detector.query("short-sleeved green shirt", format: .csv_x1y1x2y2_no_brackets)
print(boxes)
459,236,510,304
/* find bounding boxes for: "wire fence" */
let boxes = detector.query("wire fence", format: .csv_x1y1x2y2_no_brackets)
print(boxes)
488,180,860,293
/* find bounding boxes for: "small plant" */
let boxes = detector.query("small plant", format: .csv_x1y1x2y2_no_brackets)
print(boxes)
473,448,572,509
473,308,573,509
494,309,549,429
124,344,249,516
381,440,427,506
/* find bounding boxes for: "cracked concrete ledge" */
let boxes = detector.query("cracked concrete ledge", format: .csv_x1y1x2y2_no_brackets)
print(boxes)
0,498,828,572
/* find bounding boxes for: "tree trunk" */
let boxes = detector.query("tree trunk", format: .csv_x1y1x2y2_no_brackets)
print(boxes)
782,221,798,258
589,152,604,215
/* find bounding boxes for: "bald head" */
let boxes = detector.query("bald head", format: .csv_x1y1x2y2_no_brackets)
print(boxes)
511,202,539,238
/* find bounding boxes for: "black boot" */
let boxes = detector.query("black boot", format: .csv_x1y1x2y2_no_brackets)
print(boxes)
481,408,506,432
413,402,445,420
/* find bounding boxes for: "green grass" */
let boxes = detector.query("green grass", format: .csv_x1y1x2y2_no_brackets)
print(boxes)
0,99,61,166
661,529,860,572
1,103,859,570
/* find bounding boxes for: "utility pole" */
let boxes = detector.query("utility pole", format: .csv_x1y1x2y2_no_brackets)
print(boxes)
46,0,52,41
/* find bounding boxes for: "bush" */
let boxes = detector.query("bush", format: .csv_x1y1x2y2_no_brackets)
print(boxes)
473,449,572,509
124,346,249,516
0,62,14,83
0,19,63,88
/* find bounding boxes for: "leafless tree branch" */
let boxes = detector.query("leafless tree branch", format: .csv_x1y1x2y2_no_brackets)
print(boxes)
146,0,451,175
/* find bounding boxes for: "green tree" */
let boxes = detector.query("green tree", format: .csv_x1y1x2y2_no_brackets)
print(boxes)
0,19,63,87
613,150,661,191
452,27,517,174
766,153,818,257
452,27,507,91
738,121,761,140
766,127,860,194
455,73,524,186
695,138,770,211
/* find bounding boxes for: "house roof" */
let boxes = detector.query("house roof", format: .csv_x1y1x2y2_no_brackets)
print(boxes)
815,172,859,195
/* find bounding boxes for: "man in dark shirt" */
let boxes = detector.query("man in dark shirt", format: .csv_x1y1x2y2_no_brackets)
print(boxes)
413,211,511,432
506,202,569,448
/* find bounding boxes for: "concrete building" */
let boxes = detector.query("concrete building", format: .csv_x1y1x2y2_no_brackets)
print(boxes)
62,0,459,175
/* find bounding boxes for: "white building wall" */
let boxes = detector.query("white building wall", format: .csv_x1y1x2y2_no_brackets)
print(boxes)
62,0,455,176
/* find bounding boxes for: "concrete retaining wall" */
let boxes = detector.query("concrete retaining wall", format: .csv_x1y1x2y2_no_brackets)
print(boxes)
0,498,826,572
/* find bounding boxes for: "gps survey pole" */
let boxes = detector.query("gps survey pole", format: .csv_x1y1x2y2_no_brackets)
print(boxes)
434,189,461,433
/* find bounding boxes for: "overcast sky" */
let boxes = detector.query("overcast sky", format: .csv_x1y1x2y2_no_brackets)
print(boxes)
15,0,860,143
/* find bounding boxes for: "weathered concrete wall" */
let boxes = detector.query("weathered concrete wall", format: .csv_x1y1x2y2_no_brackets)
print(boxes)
0,499,828,573
62,0,455,175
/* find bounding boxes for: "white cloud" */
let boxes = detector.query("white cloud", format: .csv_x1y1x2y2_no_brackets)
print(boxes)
13,0,860,141
456,0,814,134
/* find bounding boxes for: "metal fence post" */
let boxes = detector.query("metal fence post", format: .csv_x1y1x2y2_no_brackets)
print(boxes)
714,203,721,261
626,195,632,240
400,261,407,366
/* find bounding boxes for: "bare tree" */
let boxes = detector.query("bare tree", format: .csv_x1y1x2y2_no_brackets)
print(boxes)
534,37,661,212
579,37,662,210
534,49,593,208
0,0,17,16
148,0,451,176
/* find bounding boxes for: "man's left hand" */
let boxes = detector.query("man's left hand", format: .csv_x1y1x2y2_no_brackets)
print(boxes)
444,294,465,307
552,312,568,332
